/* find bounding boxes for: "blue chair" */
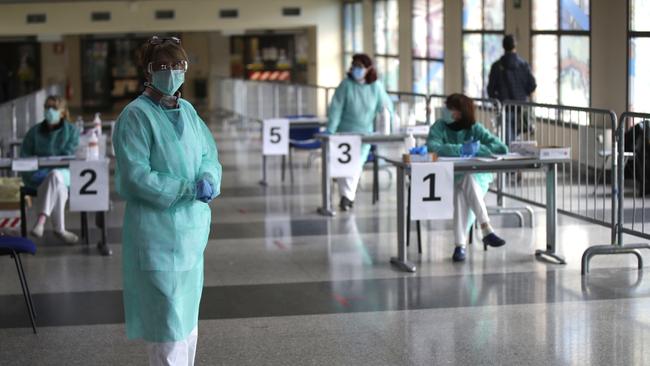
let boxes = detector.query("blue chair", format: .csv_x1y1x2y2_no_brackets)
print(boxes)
0,236,37,333
284,123,323,184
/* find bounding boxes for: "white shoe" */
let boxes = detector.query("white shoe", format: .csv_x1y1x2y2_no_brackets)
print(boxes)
31,224,44,238
55,230,79,244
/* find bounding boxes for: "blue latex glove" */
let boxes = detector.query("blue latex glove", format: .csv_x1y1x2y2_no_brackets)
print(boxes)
460,140,481,158
409,145,428,155
31,169,49,185
196,179,214,203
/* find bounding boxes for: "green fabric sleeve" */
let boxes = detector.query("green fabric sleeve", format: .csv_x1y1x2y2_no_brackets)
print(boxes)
473,123,508,157
196,112,222,199
426,121,462,156
114,108,196,210
327,81,347,133
62,123,80,156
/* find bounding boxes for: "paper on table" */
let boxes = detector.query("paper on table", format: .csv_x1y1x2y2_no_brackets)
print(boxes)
436,156,473,162
11,158,38,172
491,152,535,161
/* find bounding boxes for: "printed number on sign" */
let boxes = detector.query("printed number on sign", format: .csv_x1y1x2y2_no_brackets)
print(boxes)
69,160,109,212
270,127,281,144
80,169,98,195
422,174,441,202
338,143,351,164
262,119,289,155
410,162,454,221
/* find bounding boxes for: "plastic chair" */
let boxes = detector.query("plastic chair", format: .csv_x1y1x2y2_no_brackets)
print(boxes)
284,125,322,184
0,236,37,333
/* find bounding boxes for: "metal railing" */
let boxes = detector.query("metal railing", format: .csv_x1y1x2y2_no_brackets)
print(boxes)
498,101,618,240
581,112,650,274
387,91,429,128
0,84,63,156
214,77,333,124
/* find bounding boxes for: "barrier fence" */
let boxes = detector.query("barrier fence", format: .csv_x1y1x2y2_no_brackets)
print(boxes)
581,112,650,273
0,84,63,157
498,101,618,244
214,77,332,124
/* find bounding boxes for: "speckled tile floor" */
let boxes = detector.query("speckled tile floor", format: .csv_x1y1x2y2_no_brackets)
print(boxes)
1,116,650,365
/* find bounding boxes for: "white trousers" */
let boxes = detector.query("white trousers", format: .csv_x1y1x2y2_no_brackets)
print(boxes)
147,326,198,366
337,168,362,201
36,170,68,232
454,175,490,247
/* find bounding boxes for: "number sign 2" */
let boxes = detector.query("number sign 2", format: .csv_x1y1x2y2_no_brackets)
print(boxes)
329,135,361,178
262,119,289,156
70,160,109,212
410,162,454,221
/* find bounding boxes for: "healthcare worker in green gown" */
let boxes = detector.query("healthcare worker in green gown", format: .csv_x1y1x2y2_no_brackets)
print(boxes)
327,53,393,211
426,94,508,262
113,36,221,366
21,95,79,244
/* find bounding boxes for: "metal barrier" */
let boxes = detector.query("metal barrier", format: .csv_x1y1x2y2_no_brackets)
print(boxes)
0,84,63,157
581,112,650,274
387,91,429,128
498,101,618,243
213,77,332,124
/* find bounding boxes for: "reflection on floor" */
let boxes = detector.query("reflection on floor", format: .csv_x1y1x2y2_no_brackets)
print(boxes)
1,115,650,365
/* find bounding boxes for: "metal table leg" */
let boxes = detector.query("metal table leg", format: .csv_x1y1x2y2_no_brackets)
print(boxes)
259,155,268,186
96,211,112,256
317,139,335,216
535,163,566,264
391,165,416,272
373,147,379,204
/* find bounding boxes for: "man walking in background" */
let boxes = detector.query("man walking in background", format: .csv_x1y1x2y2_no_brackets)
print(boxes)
487,34,536,144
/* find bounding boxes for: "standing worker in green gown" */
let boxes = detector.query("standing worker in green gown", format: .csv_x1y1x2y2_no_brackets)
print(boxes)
113,36,222,366
327,53,393,211
426,94,508,262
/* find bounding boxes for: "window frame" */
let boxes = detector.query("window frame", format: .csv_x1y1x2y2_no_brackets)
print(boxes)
342,0,364,72
373,0,400,92
627,0,650,112
530,0,592,107
461,0,506,99
411,0,444,95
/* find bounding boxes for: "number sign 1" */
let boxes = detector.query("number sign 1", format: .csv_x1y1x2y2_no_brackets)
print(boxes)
329,135,361,178
70,160,109,212
262,119,289,156
410,162,454,221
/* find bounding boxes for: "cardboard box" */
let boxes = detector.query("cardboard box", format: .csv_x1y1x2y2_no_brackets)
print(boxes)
0,177,22,203
403,153,438,163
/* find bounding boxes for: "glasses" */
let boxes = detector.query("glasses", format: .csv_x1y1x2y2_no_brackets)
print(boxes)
148,36,181,45
148,60,188,73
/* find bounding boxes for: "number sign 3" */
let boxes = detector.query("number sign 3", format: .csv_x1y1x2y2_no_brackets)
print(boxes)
329,135,361,178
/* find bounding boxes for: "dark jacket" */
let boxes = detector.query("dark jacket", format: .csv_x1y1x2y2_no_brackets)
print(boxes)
487,52,536,102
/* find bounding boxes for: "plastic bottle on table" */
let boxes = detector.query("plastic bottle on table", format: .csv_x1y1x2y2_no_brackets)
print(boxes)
75,116,84,134
87,131,100,160
404,133,416,154
93,113,102,136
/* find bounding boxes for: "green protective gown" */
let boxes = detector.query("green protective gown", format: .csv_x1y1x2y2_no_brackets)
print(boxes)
327,77,394,165
113,95,222,343
426,119,508,230
20,121,79,188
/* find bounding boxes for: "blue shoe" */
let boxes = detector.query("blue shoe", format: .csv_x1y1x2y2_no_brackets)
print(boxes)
452,247,466,262
482,233,506,248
